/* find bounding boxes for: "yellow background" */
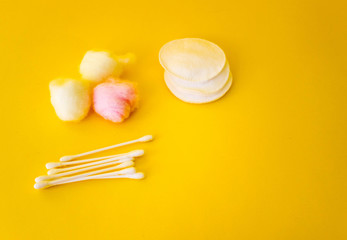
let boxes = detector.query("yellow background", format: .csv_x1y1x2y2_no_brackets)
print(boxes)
0,0,346,239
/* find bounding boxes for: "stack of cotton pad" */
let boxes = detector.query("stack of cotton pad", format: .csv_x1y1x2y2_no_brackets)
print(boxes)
159,38,232,104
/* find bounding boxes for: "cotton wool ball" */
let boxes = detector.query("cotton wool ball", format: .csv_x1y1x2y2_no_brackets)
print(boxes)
80,51,136,83
80,51,117,82
93,78,138,123
49,78,91,121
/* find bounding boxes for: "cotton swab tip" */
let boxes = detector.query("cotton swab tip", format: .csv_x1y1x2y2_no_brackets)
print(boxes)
139,135,153,142
117,167,136,175
47,169,59,175
128,149,145,157
46,162,63,169
34,181,50,189
130,172,145,179
35,175,49,183
118,160,135,168
60,155,74,162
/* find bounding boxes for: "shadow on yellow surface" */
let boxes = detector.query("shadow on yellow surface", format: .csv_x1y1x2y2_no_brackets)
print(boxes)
0,0,346,239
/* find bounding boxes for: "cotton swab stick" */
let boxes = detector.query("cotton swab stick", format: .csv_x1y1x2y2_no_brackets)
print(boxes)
35,158,134,182
58,171,144,185
47,156,132,175
46,149,144,169
60,135,153,162
34,168,137,189
99,173,144,179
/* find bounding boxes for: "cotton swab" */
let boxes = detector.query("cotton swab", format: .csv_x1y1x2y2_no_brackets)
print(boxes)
35,166,135,189
35,158,134,182
34,172,143,189
47,156,132,175
34,168,138,189
57,171,144,185
60,135,153,162
46,149,144,169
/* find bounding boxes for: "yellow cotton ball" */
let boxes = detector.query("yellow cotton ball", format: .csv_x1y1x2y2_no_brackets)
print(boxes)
80,51,117,82
49,78,91,121
80,50,136,83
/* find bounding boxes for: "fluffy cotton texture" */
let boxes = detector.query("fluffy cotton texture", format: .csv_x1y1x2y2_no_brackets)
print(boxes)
159,38,226,82
80,51,117,82
93,79,138,123
49,78,91,121
80,51,136,83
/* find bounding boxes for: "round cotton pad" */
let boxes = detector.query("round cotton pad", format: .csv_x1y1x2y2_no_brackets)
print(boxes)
164,75,232,104
159,38,226,82
165,61,231,93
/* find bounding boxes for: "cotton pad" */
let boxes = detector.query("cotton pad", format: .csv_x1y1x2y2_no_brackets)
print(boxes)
165,74,232,104
49,78,91,121
159,38,226,82
165,61,231,93
159,38,232,103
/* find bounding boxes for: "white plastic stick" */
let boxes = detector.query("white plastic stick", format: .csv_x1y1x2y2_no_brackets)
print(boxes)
60,135,153,162
47,156,132,175
61,171,144,184
35,158,134,182
99,173,144,179
46,150,144,169
34,168,140,189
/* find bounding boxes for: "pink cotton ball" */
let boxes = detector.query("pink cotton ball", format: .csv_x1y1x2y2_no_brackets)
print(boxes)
103,78,139,110
93,79,139,123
